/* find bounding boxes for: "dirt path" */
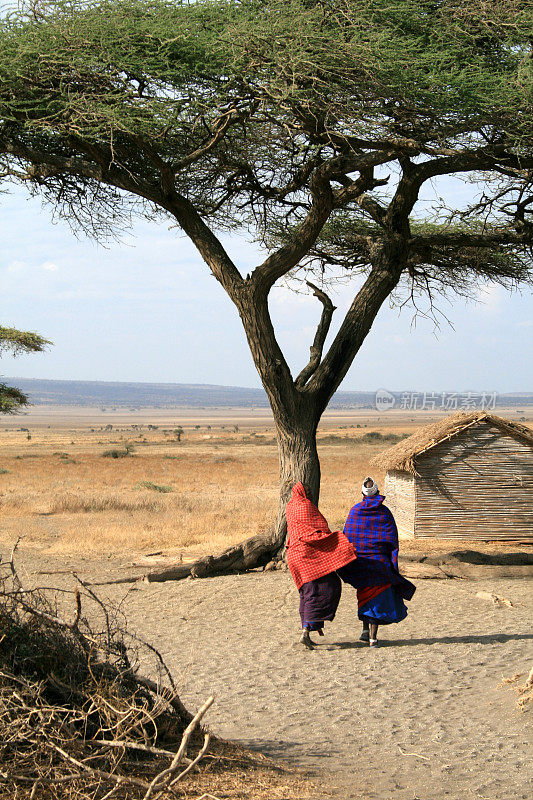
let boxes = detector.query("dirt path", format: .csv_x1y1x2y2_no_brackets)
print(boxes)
9,550,533,800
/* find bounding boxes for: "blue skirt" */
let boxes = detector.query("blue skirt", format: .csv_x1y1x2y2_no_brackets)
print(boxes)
358,586,408,625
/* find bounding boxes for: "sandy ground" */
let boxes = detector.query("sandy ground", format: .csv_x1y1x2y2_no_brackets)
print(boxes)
7,548,532,800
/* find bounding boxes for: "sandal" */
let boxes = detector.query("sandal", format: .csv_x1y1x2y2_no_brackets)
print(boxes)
299,630,316,649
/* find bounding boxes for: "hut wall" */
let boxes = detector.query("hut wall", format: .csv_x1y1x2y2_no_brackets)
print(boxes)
413,421,533,540
384,470,416,538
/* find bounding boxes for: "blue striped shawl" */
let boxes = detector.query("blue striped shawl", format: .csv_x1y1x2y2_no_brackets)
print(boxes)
338,496,415,599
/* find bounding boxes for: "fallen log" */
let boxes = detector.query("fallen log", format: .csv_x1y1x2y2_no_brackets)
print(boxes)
145,532,277,583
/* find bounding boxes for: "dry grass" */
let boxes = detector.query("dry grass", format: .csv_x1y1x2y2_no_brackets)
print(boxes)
1,408,531,557
0,419,390,555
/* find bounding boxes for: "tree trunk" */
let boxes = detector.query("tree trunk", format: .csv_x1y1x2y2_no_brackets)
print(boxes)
136,261,405,585
141,413,320,583
271,413,321,546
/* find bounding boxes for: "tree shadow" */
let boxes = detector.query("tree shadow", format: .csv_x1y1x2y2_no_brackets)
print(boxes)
326,632,533,649
239,737,339,763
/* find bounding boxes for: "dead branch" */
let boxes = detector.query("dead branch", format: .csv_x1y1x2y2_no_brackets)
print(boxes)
93,739,195,763
295,281,336,388
142,696,214,800
169,734,211,786
0,556,214,799
46,742,151,790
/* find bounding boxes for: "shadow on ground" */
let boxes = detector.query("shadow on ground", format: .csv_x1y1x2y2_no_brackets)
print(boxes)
325,632,533,649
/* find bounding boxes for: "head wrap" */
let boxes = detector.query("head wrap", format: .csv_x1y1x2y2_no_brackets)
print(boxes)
362,476,378,497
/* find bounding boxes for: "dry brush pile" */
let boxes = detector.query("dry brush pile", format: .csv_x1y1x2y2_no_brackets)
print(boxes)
0,547,213,800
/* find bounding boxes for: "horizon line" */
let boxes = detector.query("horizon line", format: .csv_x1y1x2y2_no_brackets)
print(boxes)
4,376,531,395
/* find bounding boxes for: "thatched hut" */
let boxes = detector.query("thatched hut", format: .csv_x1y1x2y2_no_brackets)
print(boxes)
372,412,533,541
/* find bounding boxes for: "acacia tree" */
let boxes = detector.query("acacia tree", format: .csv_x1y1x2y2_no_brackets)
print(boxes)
0,0,532,576
0,327,50,413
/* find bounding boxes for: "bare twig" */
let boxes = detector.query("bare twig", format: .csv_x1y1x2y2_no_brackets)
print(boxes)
47,741,151,790
0,556,216,798
142,696,214,800
168,734,210,787
94,738,195,764
397,745,430,761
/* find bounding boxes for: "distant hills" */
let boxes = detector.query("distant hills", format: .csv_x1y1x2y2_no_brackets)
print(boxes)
5,377,533,410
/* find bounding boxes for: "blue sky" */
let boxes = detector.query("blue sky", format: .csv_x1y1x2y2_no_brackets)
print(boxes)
1,177,532,393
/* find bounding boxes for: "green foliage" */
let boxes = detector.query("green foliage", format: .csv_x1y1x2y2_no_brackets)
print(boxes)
228,0,532,135
102,447,132,458
0,326,51,356
309,212,533,303
136,481,174,492
0,383,28,414
0,0,531,411
0,326,52,414
1,2,530,222
359,431,409,444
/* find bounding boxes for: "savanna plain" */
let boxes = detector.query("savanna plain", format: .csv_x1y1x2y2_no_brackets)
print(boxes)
1,406,532,800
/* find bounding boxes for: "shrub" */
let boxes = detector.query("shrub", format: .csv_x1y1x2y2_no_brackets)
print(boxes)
359,431,409,444
102,449,129,458
137,481,174,493
102,443,134,459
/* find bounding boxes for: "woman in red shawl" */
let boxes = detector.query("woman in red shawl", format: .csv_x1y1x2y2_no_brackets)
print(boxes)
286,482,356,648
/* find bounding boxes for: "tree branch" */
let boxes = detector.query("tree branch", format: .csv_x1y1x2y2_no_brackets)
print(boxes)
166,188,244,299
332,170,390,209
355,193,387,225
410,230,532,249
250,169,334,292
250,152,394,292
412,147,533,185
1,131,245,301
0,136,103,182
172,106,244,173
295,282,336,389
305,259,405,407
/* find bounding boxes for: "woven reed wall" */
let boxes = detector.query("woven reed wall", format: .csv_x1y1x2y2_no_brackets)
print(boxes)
413,420,533,540
384,470,415,539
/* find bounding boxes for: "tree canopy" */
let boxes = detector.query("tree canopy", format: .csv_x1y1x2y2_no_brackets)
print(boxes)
1,1,531,306
0,1,532,565
0,326,51,413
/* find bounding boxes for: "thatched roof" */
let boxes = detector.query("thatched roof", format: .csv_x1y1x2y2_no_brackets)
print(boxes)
371,412,533,475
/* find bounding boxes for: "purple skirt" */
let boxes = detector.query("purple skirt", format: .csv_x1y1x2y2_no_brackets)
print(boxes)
299,572,342,631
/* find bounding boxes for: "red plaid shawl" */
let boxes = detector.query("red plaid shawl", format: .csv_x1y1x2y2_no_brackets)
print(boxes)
286,482,356,590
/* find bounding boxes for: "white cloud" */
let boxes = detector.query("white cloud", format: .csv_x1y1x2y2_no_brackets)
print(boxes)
7,260,27,272
516,320,533,328
42,261,59,272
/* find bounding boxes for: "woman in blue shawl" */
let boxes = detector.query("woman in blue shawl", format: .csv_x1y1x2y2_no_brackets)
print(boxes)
337,477,415,647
